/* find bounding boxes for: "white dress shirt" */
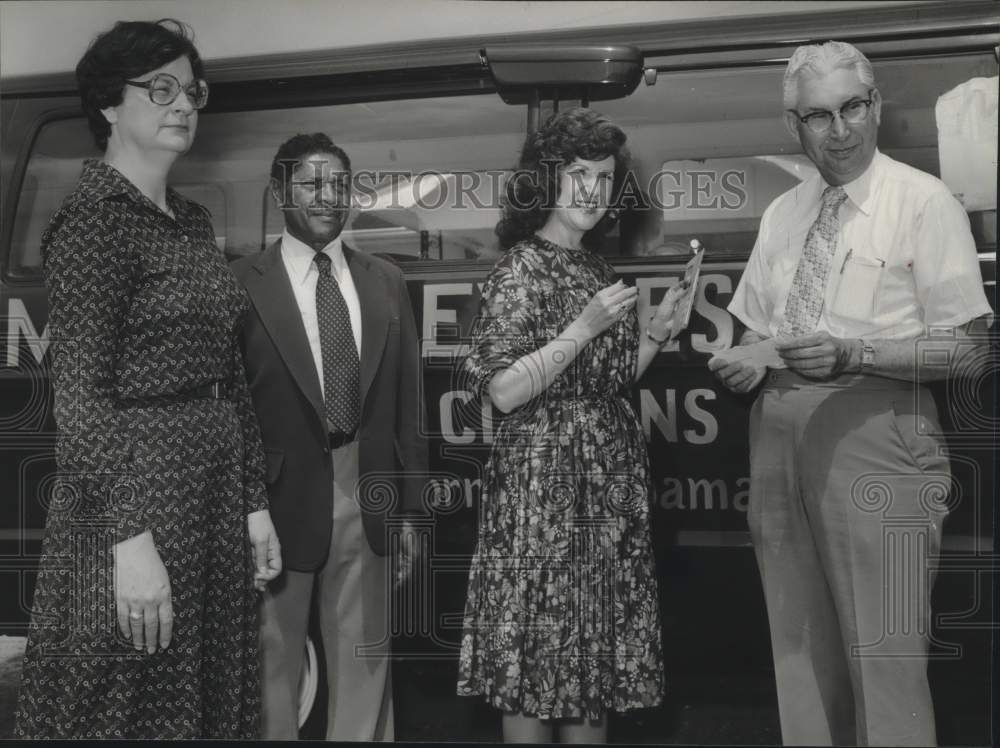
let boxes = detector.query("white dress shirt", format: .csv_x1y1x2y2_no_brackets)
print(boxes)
729,150,993,339
280,230,362,401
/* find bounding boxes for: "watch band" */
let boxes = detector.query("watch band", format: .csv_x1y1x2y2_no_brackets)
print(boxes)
860,340,875,369
646,326,670,345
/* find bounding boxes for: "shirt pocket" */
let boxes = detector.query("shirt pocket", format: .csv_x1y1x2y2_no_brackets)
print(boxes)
769,254,798,314
829,251,885,323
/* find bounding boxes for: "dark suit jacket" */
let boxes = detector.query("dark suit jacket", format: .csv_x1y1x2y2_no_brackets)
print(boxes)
232,241,427,570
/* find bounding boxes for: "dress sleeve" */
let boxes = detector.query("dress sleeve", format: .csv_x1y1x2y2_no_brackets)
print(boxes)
911,190,994,329
42,199,142,542
232,334,269,514
463,251,543,397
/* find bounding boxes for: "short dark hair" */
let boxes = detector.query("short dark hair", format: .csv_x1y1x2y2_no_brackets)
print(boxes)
269,133,352,189
496,107,630,251
76,19,204,151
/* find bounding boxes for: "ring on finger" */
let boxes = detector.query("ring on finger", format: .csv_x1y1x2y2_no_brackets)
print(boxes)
129,611,143,620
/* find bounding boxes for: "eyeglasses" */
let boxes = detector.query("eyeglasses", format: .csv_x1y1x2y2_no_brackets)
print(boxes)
290,176,352,194
789,90,874,133
124,72,209,110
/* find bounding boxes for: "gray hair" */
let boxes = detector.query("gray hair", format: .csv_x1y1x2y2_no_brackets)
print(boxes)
782,41,876,110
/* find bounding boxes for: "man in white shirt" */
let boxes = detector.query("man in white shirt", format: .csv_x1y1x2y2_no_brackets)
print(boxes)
710,42,993,746
232,133,427,740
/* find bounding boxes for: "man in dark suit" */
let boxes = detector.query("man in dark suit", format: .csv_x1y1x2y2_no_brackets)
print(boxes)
232,133,427,740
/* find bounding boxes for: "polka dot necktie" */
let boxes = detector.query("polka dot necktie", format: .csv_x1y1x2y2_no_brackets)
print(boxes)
778,184,849,337
314,252,360,434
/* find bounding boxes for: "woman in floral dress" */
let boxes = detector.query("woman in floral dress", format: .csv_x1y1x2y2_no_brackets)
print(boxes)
457,108,686,742
14,20,281,739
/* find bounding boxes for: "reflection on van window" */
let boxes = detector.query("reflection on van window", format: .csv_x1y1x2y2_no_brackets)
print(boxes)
201,95,523,261
599,52,998,258
10,118,228,276
9,119,99,276
8,51,995,277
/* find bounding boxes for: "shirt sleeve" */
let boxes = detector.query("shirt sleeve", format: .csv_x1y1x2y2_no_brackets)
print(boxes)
43,199,144,542
462,251,543,397
727,202,776,338
912,190,995,329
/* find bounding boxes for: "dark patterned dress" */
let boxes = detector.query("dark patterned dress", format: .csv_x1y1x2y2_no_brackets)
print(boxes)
457,236,664,720
14,160,268,739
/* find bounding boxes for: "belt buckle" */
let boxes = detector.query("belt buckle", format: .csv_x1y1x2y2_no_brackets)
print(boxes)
211,381,222,399
328,430,355,449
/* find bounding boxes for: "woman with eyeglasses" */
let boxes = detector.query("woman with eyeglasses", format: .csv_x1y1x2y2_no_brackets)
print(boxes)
14,19,281,739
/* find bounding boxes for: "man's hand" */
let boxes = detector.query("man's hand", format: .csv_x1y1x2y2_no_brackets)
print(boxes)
393,520,423,589
248,509,282,592
775,331,858,379
114,530,172,654
708,356,767,394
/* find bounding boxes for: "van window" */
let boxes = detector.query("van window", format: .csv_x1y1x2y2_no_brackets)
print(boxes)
193,95,523,261
8,117,229,277
7,50,995,279
599,51,998,258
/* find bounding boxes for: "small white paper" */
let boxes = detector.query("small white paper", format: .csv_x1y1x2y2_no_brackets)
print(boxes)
710,338,785,369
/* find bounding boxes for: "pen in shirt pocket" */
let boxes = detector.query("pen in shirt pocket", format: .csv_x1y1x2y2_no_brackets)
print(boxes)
840,248,886,273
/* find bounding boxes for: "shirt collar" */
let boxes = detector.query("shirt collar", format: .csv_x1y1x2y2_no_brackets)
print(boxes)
836,149,882,217
280,229,346,286
78,158,190,215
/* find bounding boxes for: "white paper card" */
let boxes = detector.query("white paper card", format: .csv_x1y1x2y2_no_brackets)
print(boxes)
710,338,785,369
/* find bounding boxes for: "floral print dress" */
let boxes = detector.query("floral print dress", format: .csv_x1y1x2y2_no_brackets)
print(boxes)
457,236,664,720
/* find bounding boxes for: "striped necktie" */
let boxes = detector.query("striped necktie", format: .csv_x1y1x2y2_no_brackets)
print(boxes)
778,185,849,337
314,251,360,433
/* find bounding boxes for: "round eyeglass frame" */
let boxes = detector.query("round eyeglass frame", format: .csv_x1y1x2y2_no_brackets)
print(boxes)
789,89,875,134
124,72,209,110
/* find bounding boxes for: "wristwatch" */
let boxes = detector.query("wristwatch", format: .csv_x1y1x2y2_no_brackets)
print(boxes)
859,340,875,370
646,326,670,346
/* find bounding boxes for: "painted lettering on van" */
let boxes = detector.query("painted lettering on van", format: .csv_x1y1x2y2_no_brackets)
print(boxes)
439,389,493,445
422,274,734,358
441,386,719,446
639,388,718,445
658,476,751,512
634,273,734,353
422,282,474,358
425,475,483,510
6,298,50,367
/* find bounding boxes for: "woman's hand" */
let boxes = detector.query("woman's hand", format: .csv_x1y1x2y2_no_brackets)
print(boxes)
567,280,638,341
248,509,282,592
114,530,172,654
648,280,690,342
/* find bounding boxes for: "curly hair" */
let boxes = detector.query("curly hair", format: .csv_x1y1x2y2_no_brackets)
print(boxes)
75,19,204,151
496,107,630,250
269,132,352,188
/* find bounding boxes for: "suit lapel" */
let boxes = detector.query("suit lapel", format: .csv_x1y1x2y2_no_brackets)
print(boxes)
245,240,326,425
344,244,389,411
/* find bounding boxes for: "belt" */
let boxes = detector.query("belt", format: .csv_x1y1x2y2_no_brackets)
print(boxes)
328,430,357,449
119,380,232,406
188,380,231,399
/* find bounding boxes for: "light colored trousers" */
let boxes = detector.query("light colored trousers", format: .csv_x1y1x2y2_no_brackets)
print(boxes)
748,370,949,746
259,441,394,741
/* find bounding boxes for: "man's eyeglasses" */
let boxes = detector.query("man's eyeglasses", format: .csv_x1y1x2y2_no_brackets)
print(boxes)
124,73,209,110
789,90,875,133
291,177,352,195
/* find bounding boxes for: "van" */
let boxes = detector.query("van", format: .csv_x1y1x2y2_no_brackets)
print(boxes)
1,1,996,740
